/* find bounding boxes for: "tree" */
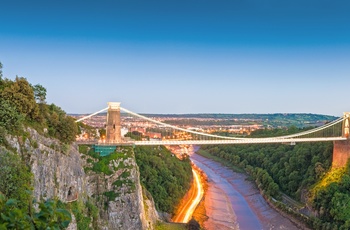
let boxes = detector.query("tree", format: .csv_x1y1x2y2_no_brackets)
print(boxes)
56,116,78,143
1,77,40,121
45,104,78,143
0,98,24,132
32,84,47,104
0,62,3,80
330,192,350,223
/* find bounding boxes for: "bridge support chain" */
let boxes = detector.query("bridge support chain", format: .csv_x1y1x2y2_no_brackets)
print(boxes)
106,102,122,143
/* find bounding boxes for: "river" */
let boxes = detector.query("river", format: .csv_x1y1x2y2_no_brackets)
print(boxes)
189,147,299,230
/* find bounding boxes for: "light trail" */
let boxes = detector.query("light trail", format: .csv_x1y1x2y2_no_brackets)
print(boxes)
183,168,203,223
173,167,204,223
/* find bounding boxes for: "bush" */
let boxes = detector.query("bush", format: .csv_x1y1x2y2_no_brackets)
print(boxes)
0,151,32,209
0,194,71,229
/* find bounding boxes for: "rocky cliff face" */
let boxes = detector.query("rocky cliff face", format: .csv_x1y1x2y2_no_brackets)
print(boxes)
6,128,86,203
5,128,158,229
84,147,159,229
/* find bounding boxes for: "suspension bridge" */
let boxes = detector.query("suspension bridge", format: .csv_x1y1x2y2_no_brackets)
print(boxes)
76,102,350,167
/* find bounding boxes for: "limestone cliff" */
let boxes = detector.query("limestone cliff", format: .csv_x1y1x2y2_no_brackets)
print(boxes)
83,146,159,229
5,128,158,229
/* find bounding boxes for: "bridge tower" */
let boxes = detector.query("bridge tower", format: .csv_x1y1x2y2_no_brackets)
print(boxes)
106,102,122,143
332,112,350,168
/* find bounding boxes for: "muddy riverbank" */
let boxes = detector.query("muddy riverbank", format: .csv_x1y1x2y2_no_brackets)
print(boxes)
190,152,300,230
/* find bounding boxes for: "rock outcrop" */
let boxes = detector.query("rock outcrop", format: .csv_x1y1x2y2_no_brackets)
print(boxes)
5,128,159,229
6,128,86,203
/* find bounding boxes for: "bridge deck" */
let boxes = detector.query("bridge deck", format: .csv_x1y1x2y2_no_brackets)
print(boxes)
76,137,346,146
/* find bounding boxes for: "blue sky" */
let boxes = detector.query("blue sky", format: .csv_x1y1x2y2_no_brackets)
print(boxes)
0,0,349,116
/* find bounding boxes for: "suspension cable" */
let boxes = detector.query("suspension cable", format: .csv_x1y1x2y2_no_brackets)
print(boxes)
75,107,108,123
75,106,345,141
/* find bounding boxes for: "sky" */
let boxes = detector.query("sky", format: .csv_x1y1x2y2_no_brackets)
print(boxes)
0,0,349,116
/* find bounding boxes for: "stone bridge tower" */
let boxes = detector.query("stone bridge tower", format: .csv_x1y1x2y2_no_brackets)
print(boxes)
106,102,122,143
332,112,350,168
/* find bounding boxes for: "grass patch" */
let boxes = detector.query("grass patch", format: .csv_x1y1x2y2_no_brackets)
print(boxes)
71,200,92,230
113,179,136,192
84,149,130,175
78,145,90,154
155,222,187,230
103,191,119,201
120,171,130,179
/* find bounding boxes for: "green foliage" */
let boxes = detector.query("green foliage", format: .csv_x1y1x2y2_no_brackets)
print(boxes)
200,126,350,229
0,98,24,132
67,199,99,230
0,193,71,229
103,191,119,201
201,138,333,199
0,77,40,121
125,131,143,141
254,167,280,198
71,201,92,230
0,73,78,144
32,84,47,104
311,164,350,228
0,62,3,80
32,199,72,229
135,146,192,213
120,171,130,179
78,145,90,155
155,221,187,230
91,153,119,175
46,104,78,143
85,201,99,229
0,151,32,209
83,148,130,175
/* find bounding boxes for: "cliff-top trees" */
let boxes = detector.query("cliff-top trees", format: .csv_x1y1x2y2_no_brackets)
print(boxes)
32,83,47,104
0,66,78,143
1,77,40,122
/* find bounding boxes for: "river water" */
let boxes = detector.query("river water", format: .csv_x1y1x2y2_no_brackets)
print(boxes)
189,148,299,230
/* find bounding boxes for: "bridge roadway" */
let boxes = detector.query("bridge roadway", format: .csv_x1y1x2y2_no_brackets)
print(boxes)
77,137,347,146
133,137,346,145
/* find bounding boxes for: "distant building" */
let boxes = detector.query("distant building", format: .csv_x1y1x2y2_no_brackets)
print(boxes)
145,132,162,139
130,127,146,134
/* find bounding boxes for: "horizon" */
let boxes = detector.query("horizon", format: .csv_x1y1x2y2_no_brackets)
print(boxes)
1,1,349,116
70,111,338,117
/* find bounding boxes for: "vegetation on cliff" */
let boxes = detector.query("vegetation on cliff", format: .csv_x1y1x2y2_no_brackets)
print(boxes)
0,193,72,229
135,146,192,214
0,63,76,228
200,127,350,229
0,66,78,144
0,151,32,210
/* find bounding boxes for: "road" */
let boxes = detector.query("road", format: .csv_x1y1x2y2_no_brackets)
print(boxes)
172,168,204,223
